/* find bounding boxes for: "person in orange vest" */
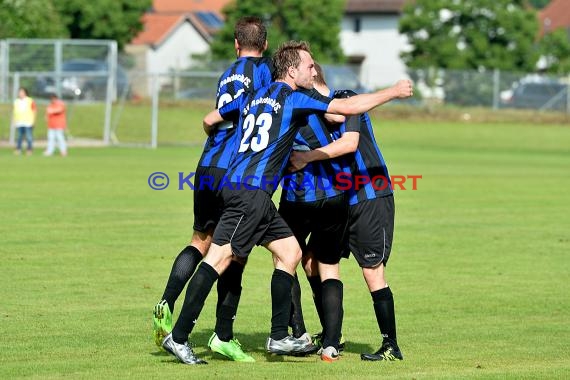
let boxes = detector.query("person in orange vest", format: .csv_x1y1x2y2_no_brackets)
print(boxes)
12,87,37,156
44,93,68,157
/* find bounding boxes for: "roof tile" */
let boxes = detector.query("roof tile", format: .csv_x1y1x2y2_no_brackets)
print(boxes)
539,0,570,35
345,0,406,13
153,0,231,13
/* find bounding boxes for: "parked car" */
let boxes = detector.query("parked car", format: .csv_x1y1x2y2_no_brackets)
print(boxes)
501,81,568,111
321,65,369,94
320,65,418,105
175,64,376,101
176,87,216,100
35,59,131,100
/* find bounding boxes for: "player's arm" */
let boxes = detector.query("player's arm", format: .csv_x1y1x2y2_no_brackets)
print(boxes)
289,131,359,172
323,113,345,124
203,110,224,136
202,94,243,136
327,79,413,115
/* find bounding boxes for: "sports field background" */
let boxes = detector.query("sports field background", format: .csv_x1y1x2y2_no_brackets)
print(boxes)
1,105,569,379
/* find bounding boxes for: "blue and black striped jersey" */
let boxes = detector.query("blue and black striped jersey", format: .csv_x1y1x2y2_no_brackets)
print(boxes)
333,90,392,205
280,96,353,203
218,83,332,195
198,56,273,169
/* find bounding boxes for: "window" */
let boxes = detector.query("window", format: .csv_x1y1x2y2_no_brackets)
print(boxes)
354,17,361,33
197,12,223,28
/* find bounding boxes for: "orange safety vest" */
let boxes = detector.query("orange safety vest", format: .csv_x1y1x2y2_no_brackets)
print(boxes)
47,100,67,129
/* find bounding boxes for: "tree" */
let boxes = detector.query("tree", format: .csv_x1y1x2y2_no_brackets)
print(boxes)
0,0,68,74
54,0,151,50
538,29,570,75
210,0,344,63
0,0,67,39
399,0,540,72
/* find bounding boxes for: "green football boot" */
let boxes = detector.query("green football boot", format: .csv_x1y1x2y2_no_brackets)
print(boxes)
208,332,255,362
152,300,172,348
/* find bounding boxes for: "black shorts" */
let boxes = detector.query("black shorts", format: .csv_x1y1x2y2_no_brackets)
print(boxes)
348,194,395,268
193,166,227,232
212,188,293,258
278,194,349,265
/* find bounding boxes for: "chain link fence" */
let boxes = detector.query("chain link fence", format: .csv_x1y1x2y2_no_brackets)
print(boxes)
109,71,219,148
2,39,569,149
408,68,570,112
0,39,117,145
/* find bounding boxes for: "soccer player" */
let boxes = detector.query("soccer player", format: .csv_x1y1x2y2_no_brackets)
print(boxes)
161,40,412,365
288,88,408,362
152,16,272,363
279,64,359,362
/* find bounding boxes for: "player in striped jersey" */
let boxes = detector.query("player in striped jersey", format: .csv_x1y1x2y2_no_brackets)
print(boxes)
279,64,358,361
289,88,408,362
162,41,412,364
154,17,272,363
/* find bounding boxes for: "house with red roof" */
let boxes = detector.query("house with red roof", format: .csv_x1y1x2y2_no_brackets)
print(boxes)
125,0,229,84
126,0,410,93
539,0,570,36
342,0,408,88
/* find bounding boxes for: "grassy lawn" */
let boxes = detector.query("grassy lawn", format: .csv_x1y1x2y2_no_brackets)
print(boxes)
1,113,569,378
0,100,213,145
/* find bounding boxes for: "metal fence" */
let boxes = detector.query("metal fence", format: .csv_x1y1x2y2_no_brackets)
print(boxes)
109,68,570,149
2,39,569,149
408,68,570,112
0,39,118,144
110,71,220,148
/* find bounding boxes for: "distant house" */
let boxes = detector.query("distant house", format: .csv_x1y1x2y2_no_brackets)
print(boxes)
341,0,408,89
125,0,229,94
127,0,409,92
539,0,570,36
126,0,229,76
127,12,218,75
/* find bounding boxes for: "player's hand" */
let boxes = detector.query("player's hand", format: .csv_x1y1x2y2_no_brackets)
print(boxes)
288,151,310,172
393,79,413,98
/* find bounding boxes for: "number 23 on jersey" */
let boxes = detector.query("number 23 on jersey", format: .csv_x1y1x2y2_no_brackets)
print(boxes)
239,113,272,152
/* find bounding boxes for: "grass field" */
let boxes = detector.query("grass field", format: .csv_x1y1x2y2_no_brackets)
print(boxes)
1,115,569,379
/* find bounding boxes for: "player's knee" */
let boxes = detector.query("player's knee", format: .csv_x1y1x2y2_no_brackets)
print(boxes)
203,243,233,273
362,264,387,290
302,253,317,276
231,255,247,266
190,231,212,254
290,246,302,266
282,244,302,272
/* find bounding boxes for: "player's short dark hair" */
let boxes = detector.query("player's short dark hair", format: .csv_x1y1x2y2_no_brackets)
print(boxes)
273,41,312,81
313,62,326,86
234,16,267,52
19,87,29,96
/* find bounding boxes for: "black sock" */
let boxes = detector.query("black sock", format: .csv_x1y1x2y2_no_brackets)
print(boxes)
289,273,307,338
161,245,203,313
371,287,397,345
214,260,244,341
172,262,218,344
270,269,294,340
321,279,343,349
307,275,324,329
